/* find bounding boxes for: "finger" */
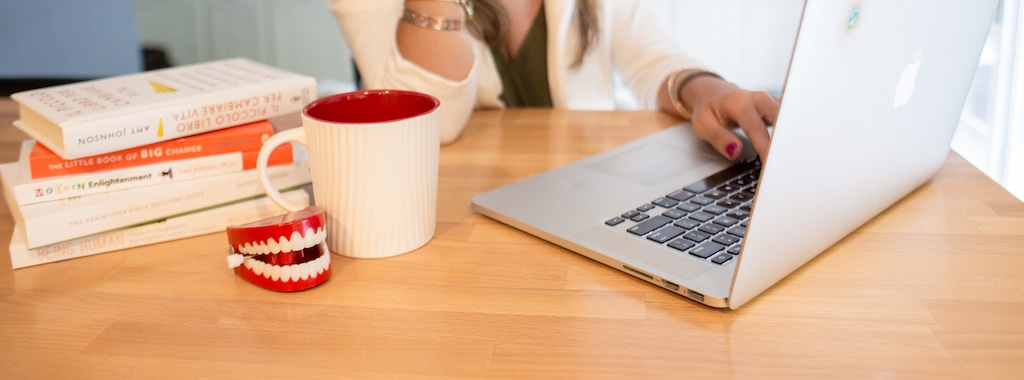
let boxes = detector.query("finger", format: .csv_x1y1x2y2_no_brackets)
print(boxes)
691,110,745,161
717,91,778,161
753,91,781,126
728,101,771,161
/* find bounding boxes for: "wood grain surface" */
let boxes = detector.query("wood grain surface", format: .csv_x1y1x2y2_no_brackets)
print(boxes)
1,99,1022,379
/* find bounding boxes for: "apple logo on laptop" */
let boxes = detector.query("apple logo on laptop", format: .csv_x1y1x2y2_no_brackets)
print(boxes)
894,49,923,109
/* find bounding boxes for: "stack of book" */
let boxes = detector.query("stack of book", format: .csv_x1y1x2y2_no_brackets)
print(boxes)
0,58,318,269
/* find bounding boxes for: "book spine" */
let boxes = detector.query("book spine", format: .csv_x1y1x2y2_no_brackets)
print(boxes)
239,144,293,170
8,189,310,269
60,79,314,159
14,146,294,206
19,159,312,249
15,152,244,205
29,120,278,179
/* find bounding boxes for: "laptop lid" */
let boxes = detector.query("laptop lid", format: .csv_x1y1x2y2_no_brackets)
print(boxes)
728,0,998,308
470,0,998,309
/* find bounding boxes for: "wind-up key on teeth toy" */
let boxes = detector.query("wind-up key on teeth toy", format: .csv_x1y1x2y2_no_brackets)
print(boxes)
226,206,331,291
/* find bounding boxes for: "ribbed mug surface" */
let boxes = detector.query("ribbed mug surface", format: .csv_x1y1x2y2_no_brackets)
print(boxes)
301,108,440,258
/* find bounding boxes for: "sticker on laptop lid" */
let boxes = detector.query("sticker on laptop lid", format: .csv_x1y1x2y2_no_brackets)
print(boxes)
836,0,865,48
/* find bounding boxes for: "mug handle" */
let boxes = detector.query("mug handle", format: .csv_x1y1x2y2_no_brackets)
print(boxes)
257,128,307,212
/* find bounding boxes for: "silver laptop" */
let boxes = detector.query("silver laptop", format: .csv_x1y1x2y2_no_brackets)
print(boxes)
471,0,999,309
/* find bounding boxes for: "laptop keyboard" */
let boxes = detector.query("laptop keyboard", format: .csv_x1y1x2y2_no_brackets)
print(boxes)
604,157,761,265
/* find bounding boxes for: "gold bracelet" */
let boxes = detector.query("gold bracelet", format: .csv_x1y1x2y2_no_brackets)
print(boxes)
401,8,463,31
666,68,723,120
407,0,474,18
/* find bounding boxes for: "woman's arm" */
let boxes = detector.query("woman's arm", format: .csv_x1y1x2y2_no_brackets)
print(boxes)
606,2,778,161
397,1,475,80
328,0,482,144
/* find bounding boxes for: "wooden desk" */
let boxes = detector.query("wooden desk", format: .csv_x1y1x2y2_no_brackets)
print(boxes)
1,100,1023,378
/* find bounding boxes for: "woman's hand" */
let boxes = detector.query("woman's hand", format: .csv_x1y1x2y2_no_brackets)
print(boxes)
682,76,780,161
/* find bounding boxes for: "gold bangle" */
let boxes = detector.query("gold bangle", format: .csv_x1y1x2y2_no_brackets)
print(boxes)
667,68,723,120
401,8,463,31
407,0,474,18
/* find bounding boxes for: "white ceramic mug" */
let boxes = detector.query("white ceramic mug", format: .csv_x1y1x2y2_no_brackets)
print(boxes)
256,90,440,259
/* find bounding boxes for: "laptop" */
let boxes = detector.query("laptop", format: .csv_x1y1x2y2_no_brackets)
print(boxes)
470,0,1000,309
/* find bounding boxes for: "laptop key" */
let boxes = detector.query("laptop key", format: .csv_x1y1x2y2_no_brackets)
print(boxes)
704,190,728,199
647,225,686,243
713,216,739,227
666,189,696,202
690,196,715,206
711,253,733,264
727,226,746,237
690,241,726,258
716,199,742,208
637,203,656,212
703,204,728,215
726,210,749,220
676,203,701,213
683,230,711,243
717,184,739,193
713,234,740,246
627,215,672,236
729,178,752,187
699,223,725,235
689,211,715,222
674,219,700,230
662,209,686,219
730,193,753,202
605,217,626,226
667,238,696,252
630,213,650,222
652,197,679,208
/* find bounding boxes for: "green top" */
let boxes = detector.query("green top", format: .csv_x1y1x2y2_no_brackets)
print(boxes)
490,8,553,108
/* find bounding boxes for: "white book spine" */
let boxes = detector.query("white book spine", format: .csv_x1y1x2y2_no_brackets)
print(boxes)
12,58,316,159
13,152,245,205
57,82,312,158
8,189,310,269
18,159,311,249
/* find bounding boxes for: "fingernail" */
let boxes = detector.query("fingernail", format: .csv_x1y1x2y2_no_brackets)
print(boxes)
726,143,738,159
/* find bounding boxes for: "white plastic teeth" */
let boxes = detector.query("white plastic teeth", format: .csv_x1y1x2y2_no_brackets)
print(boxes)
241,242,332,283
235,227,327,255
227,253,245,269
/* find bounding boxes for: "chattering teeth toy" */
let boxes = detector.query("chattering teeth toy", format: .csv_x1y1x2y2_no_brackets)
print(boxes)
226,206,331,291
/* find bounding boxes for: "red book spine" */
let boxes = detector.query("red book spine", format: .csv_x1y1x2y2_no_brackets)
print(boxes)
242,143,293,169
29,120,281,179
